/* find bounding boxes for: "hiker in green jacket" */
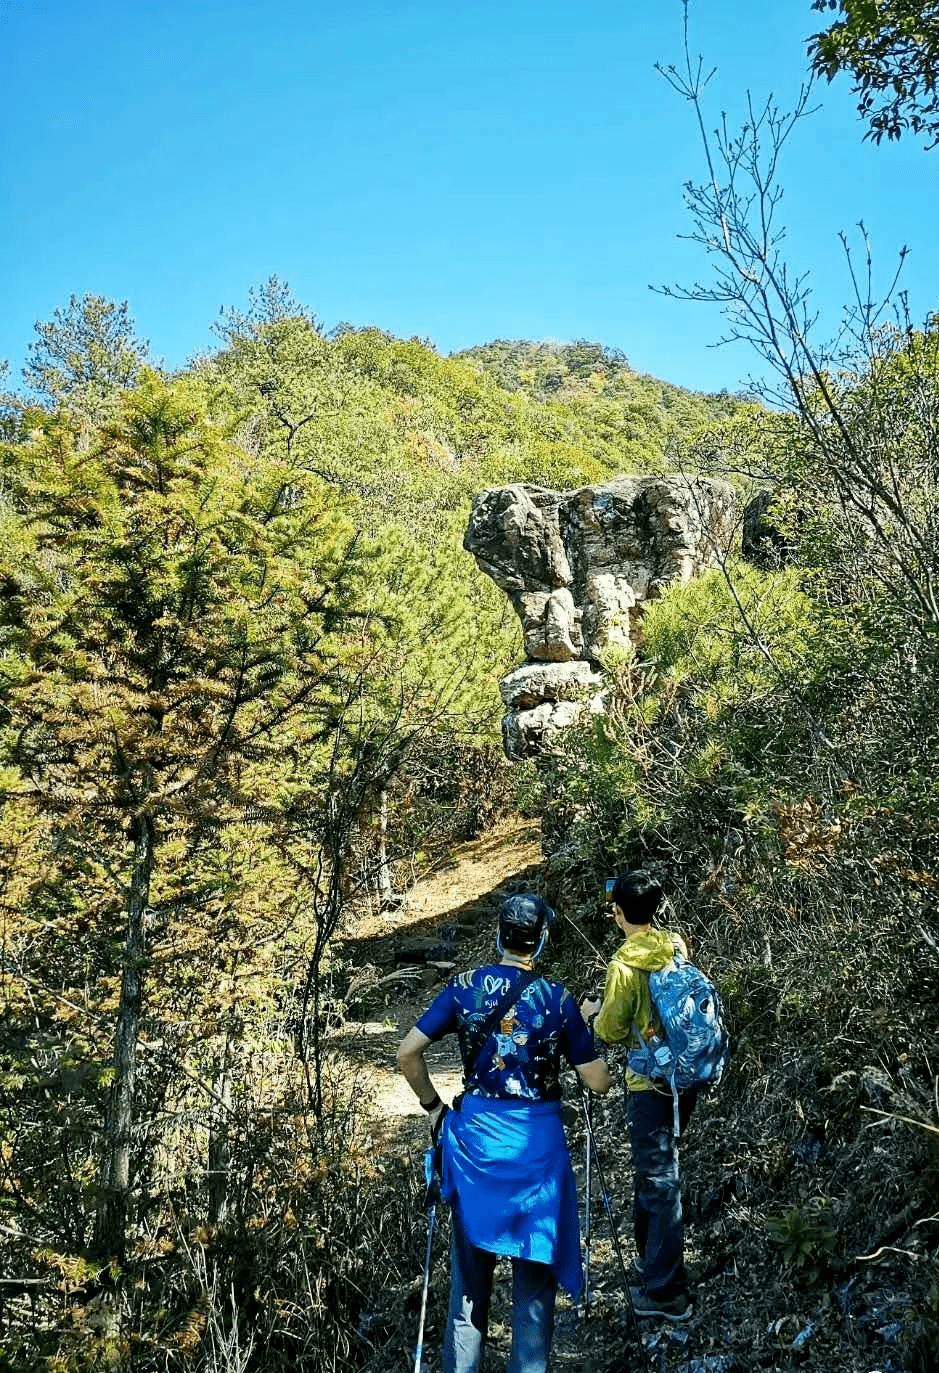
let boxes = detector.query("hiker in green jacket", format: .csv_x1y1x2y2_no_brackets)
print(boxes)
580,870,697,1323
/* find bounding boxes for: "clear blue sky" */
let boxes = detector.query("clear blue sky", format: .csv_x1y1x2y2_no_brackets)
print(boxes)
2,1,936,394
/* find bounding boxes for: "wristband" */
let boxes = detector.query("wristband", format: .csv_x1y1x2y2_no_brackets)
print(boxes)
420,1091,442,1112
430,1102,449,1145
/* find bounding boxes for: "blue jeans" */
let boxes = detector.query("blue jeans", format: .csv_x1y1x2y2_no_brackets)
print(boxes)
443,1222,557,1373
626,1087,697,1303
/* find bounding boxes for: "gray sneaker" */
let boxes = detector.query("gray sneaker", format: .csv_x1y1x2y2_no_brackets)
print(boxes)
629,1286,692,1323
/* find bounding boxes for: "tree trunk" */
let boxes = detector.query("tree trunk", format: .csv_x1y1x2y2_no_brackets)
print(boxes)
376,786,393,902
93,814,154,1262
207,1031,234,1226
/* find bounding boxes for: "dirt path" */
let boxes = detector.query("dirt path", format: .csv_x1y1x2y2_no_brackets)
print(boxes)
334,818,683,1372
332,818,543,1139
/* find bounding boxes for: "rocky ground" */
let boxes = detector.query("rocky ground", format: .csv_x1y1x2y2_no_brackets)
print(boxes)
331,821,933,1373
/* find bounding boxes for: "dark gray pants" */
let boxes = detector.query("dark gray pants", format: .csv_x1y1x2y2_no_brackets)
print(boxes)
626,1087,698,1302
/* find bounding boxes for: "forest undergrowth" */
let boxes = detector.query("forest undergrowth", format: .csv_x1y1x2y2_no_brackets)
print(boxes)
343,810,939,1373
1,747,937,1373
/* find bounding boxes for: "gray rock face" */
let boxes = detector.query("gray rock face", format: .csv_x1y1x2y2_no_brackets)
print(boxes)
465,474,739,757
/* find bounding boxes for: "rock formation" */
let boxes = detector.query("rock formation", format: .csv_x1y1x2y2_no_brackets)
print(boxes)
464,474,739,757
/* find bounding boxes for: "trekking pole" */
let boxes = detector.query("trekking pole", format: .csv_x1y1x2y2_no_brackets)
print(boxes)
583,1085,593,1317
413,1147,439,1373
574,1079,653,1372
581,1000,603,1320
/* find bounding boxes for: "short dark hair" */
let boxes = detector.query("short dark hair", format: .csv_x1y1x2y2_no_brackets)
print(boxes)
610,870,663,924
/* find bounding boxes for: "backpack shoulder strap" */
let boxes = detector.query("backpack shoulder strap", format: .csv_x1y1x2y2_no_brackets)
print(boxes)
462,971,539,1088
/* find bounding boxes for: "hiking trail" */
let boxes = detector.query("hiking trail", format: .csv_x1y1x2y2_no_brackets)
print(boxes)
333,820,897,1373
333,819,700,1373
334,818,543,1141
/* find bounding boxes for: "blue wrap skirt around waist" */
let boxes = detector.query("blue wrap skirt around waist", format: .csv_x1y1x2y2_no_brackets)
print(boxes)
440,1094,582,1298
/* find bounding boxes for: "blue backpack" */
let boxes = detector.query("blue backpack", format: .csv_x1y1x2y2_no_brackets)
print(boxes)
627,947,729,1135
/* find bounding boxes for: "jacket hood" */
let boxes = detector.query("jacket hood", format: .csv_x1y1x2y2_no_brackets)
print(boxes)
614,927,683,972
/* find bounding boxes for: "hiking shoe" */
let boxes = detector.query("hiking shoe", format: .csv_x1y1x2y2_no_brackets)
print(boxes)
629,1286,692,1323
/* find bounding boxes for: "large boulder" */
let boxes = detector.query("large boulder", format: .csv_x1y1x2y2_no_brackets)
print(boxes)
465,474,739,757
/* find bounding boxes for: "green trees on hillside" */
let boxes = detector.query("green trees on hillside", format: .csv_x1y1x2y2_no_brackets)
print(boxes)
535,318,939,1311
0,282,760,1365
205,295,524,861
456,338,743,475
520,37,939,1358
0,361,493,1286
2,373,342,1256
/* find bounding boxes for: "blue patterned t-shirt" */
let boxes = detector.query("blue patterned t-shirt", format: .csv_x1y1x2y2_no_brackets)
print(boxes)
416,964,596,1101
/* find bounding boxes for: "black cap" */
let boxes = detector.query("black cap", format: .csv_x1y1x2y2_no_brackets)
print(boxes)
499,893,555,953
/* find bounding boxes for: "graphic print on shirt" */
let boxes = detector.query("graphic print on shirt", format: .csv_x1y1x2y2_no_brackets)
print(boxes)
493,1011,531,1095
470,972,510,1012
414,965,596,1101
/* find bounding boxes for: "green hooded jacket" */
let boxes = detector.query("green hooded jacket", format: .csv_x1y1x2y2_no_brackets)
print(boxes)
594,927,687,1092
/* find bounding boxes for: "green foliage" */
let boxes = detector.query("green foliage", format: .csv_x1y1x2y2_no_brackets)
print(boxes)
530,317,939,1367
641,561,823,702
22,293,149,424
457,338,744,476
194,290,757,782
0,282,847,1363
766,1201,836,1273
0,360,506,1270
205,315,751,525
533,562,834,890
1,368,362,817
810,0,939,146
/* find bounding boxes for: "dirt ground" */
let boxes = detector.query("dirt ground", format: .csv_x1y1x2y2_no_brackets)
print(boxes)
333,818,544,1134
332,820,926,1373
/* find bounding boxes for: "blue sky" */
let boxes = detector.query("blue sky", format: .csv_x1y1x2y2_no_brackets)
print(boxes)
2,1,936,394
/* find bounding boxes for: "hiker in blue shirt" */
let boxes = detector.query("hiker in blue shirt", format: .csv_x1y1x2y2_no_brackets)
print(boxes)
398,893,611,1373
580,870,698,1324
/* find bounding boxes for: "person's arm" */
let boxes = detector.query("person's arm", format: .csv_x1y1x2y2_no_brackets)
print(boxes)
397,1026,448,1133
585,960,639,1044
563,992,612,1094
576,1055,611,1094
397,1027,436,1103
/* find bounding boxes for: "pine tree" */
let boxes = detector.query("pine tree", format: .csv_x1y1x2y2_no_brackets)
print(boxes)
22,293,149,425
0,371,383,1259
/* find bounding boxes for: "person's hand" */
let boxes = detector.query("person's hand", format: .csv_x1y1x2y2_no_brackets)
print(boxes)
428,1101,449,1144
580,994,602,1022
